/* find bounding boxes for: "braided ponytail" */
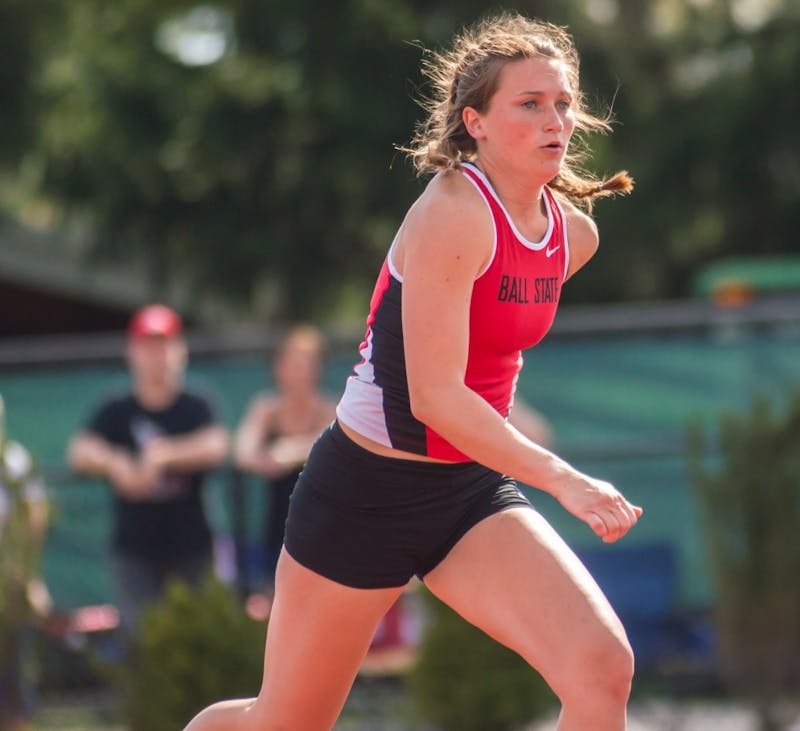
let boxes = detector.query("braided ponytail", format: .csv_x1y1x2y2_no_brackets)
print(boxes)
550,169,634,213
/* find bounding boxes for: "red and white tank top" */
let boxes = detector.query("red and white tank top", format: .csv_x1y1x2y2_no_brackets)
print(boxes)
336,161,570,462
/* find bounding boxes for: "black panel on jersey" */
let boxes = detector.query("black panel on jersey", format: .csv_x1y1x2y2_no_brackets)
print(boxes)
370,277,429,453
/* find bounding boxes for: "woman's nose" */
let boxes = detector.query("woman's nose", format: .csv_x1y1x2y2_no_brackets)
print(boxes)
543,105,564,131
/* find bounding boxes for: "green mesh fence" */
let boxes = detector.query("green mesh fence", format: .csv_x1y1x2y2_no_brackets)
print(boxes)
1,328,798,611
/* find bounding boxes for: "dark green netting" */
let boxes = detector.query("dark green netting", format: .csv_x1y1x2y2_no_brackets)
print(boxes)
1,329,798,611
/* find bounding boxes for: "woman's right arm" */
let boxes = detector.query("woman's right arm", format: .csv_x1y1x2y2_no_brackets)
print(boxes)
234,396,275,475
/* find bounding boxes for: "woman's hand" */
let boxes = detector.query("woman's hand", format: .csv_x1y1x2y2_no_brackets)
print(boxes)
554,473,643,543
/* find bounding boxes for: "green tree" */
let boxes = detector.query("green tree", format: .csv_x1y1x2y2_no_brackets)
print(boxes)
17,0,433,318
2,0,798,319
0,1,38,166
569,0,800,302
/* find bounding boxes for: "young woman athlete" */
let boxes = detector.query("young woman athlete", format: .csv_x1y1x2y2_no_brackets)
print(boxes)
185,12,641,731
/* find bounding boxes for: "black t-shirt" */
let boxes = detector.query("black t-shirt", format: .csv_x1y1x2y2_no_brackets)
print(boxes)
86,390,217,560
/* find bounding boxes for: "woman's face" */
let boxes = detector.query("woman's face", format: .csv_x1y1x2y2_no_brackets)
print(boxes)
465,56,576,182
274,341,321,393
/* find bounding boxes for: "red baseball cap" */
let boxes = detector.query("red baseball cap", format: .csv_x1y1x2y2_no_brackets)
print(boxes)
128,304,183,339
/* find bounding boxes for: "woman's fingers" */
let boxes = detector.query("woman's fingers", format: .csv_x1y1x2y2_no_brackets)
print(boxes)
602,510,623,543
587,497,642,543
617,498,639,530
569,476,642,542
586,511,607,538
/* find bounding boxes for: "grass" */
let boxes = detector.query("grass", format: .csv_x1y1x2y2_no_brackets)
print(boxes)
31,677,435,731
33,692,124,731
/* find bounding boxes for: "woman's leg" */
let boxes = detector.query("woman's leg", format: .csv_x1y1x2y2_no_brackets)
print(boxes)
184,549,405,731
422,507,634,731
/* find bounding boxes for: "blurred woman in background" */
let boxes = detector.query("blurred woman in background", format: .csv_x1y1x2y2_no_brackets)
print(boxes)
234,326,336,599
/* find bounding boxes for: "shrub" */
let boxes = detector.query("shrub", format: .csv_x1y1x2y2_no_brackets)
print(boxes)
689,392,800,730
118,577,265,731
409,588,555,731
0,428,47,727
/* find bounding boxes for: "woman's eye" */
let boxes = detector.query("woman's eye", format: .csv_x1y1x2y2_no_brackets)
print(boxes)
557,100,571,110
522,100,536,109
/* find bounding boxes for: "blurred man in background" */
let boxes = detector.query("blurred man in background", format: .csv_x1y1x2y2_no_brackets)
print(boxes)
0,395,51,731
67,304,229,632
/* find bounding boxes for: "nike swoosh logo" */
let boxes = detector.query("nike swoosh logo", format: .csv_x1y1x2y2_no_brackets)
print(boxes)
545,244,560,258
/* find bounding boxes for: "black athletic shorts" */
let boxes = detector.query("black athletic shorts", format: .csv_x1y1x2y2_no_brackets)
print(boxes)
284,420,534,588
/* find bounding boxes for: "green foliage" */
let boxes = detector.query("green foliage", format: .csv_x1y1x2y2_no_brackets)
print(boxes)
0,1,38,167
0,418,45,726
118,577,265,731
688,391,800,730
409,589,555,731
0,439,42,652
1,1,799,317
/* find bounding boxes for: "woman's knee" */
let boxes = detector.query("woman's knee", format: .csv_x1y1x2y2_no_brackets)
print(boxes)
598,632,634,700
556,626,634,705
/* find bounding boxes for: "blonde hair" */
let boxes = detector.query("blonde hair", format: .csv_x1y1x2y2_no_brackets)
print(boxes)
402,12,632,211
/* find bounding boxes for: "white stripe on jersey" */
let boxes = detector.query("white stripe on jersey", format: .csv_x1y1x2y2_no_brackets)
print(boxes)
336,377,392,447
353,326,376,383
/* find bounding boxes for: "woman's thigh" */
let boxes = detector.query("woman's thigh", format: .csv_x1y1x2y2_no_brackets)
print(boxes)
248,549,405,730
421,507,631,696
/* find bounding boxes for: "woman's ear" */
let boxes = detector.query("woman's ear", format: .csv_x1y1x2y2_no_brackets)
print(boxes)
462,106,486,141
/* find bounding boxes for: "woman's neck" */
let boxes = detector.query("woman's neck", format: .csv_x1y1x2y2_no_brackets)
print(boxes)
472,157,548,218
471,158,550,232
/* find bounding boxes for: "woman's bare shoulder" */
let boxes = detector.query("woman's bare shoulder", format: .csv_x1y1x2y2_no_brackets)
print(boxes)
555,195,599,280
422,167,484,209
395,168,493,273
558,195,599,243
